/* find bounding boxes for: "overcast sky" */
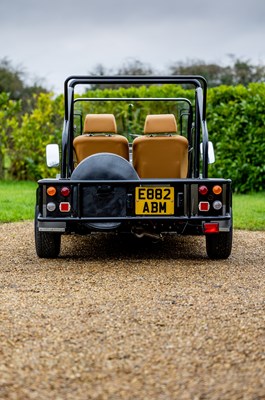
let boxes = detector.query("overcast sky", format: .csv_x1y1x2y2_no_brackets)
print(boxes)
0,0,264,93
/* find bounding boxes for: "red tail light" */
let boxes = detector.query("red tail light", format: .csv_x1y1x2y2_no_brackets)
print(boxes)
199,185,208,195
199,201,210,212
59,202,71,212
61,187,71,197
204,223,219,233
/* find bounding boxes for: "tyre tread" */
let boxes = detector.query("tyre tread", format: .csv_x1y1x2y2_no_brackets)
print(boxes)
34,207,61,258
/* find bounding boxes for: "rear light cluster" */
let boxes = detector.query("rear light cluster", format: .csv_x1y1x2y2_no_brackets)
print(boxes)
46,186,71,213
198,185,223,196
46,186,71,197
198,185,223,212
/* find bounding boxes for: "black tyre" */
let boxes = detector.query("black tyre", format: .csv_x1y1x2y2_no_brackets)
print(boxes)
206,226,233,259
71,152,139,180
34,207,61,258
71,153,139,231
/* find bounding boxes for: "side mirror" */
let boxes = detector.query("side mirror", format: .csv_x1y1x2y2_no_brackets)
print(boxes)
200,141,215,164
208,141,215,164
46,144,60,167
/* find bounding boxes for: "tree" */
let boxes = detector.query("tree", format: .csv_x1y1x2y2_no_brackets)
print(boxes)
0,58,24,99
89,59,154,89
169,58,265,87
0,58,47,109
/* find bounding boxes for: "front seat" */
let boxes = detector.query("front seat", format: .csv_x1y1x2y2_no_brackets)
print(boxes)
132,114,188,178
73,113,129,163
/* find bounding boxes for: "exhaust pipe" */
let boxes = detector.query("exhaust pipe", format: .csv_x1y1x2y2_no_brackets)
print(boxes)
132,228,163,241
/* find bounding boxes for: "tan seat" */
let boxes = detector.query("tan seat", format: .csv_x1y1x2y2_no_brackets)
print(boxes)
133,114,188,178
73,114,129,163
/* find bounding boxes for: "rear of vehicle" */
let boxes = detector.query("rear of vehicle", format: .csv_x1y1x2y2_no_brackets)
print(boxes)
35,76,232,259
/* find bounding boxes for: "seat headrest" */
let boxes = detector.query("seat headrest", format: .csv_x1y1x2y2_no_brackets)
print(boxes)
84,114,117,133
144,114,177,134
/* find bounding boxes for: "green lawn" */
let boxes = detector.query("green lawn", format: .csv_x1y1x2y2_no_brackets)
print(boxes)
0,181,36,223
233,191,265,230
0,181,264,230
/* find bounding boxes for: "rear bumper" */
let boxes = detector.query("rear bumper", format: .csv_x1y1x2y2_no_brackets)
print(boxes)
36,177,232,235
37,215,232,235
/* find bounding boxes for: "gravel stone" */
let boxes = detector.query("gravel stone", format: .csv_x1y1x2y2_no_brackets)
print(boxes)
0,222,264,400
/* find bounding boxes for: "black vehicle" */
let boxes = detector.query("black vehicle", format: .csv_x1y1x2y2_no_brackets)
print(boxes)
35,75,232,259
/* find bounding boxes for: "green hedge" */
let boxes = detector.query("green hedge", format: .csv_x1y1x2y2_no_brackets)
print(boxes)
0,92,64,180
207,84,265,192
0,83,264,192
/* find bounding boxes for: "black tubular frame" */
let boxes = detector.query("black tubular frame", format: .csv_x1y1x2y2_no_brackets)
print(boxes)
61,75,209,179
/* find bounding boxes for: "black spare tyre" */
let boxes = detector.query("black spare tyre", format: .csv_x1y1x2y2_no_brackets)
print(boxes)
71,153,139,230
71,152,138,181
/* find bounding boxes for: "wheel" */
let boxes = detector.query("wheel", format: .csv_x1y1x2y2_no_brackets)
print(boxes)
71,153,139,231
206,226,233,259
34,207,61,258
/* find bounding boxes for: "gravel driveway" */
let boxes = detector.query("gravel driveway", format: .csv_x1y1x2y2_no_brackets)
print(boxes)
0,222,264,400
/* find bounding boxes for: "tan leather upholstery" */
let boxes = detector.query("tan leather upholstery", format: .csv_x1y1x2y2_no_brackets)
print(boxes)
133,114,188,179
144,114,177,134
73,114,129,163
84,114,117,133
74,135,129,163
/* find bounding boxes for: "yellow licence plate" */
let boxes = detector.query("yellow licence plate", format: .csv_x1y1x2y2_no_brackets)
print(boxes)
135,187,174,215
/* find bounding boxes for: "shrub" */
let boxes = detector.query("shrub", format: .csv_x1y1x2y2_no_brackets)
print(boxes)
0,83,264,192
0,92,21,178
207,84,265,192
7,93,64,180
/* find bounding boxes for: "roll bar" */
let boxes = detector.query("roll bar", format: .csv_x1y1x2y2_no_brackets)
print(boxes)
64,75,207,119
61,75,209,179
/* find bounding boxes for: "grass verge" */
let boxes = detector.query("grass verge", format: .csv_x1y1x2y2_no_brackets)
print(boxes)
233,191,265,230
0,181,36,223
0,181,264,230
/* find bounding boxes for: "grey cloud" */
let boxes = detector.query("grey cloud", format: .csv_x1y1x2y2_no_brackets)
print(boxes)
1,0,264,27
0,0,264,92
